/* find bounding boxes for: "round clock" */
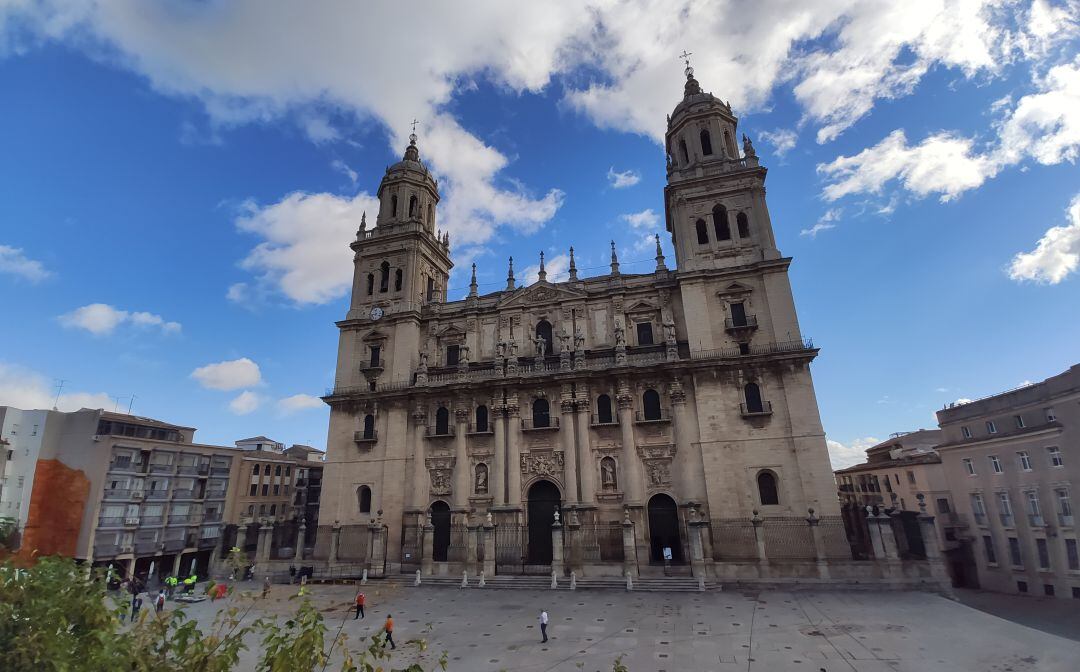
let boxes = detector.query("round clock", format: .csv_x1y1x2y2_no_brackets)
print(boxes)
369,306,384,321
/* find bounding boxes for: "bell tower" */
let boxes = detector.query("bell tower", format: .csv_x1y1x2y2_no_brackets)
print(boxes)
663,59,781,272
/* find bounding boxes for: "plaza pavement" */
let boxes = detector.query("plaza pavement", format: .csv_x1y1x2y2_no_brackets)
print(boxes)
173,580,1080,671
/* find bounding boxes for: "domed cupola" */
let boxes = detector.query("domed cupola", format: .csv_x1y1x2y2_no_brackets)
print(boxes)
376,131,441,231
665,58,743,181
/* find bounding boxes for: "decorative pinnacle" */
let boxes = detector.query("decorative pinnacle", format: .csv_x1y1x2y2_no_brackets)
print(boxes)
506,256,515,291
538,251,546,282
654,233,667,271
468,263,478,297
568,246,578,281
610,240,620,276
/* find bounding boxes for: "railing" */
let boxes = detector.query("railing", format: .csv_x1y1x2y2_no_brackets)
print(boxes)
108,461,135,472
141,516,163,526
93,542,123,557
176,464,199,475
198,534,218,549
740,401,773,417
146,490,167,500
634,409,670,423
168,515,191,525
149,463,174,474
521,417,560,431
98,517,124,527
425,426,455,438
134,540,159,553
973,512,987,526
1059,513,1074,526
999,514,1014,527
172,489,196,499
210,466,231,476
590,415,618,427
466,423,493,435
103,488,131,499
203,512,222,523
724,315,758,330
162,538,184,552
361,359,385,370
1028,514,1045,527
353,430,378,442
205,490,227,500
689,338,814,361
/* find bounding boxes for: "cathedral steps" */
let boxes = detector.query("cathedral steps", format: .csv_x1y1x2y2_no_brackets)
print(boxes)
407,574,710,593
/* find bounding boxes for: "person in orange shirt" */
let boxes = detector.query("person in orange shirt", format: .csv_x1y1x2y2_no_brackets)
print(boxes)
383,614,396,649
353,591,365,620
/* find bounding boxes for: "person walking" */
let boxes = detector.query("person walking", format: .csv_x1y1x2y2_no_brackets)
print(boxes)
539,609,549,643
383,614,396,650
262,576,272,599
129,594,143,623
154,592,165,613
354,591,366,620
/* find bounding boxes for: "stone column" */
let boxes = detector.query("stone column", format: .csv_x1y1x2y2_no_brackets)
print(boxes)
615,382,643,505
551,516,565,577
411,408,428,508
492,403,506,505
294,520,307,563
916,494,951,588
560,398,579,503
210,526,225,574
235,523,249,555
256,522,274,565
575,397,596,504
751,510,767,562
865,507,887,559
453,407,470,508
806,508,830,580
421,512,435,576
170,552,183,579
688,507,707,579
621,509,639,578
506,401,522,508
482,515,496,577
368,521,386,577
329,521,342,564
466,518,479,574
670,378,706,502
879,512,900,560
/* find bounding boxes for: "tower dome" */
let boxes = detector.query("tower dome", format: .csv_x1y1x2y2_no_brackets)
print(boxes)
376,132,440,230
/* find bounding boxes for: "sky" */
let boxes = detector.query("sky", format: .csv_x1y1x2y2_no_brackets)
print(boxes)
0,1,1078,469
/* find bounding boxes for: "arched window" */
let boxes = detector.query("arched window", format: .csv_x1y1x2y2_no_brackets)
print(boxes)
251,464,259,475
358,485,372,513
391,194,398,218
695,219,709,245
408,195,417,218
757,471,779,505
744,382,764,414
713,204,731,241
362,414,375,440
263,464,271,475
700,129,713,156
394,269,403,291
435,406,450,435
474,463,488,494
596,394,613,424
535,319,553,356
379,261,390,293
642,389,662,421
475,405,489,433
679,138,689,165
366,273,374,295
737,212,750,238
426,277,435,302
532,398,550,428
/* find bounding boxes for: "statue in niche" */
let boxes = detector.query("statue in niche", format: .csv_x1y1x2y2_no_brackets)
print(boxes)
663,316,676,343
601,457,617,490
614,320,626,348
533,334,547,358
496,340,506,358
460,344,470,365
508,337,517,357
574,325,585,350
647,462,667,486
559,326,570,352
474,464,488,494
418,350,429,370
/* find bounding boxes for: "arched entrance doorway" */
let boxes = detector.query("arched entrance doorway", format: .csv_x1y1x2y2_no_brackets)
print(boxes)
647,494,683,563
526,480,561,565
430,501,451,562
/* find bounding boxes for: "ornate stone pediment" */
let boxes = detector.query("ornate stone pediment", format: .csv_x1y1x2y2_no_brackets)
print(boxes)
520,451,564,477
497,281,585,309
637,443,676,489
426,456,454,496
362,328,389,342
436,323,466,339
625,299,659,315
717,281,753,298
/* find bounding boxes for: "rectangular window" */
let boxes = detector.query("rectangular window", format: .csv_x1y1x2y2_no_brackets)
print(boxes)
1026,491,1042,518
273,484,280,496
1044,584,1055,597
446,344,460,366
269,504,276,515
261,484,269,496
963,458,976,475
635,322,654,345
1066,539,1079,571
894,474,899,484
1057,489,1073,522
986,420,997,434
1017,580,1028,593
369,345,381,367
1014,415,1025,429
1018,451,1032,471
983,535,997,564
1048,446,1064,467
907,470,916,484
729,301,748,327
1045,407,1056,422
249,484,257,496
274,465,282,476
1008,537,1023,567
971,493,986,516
285,466,291,477
1036,538,1051,569
936,498,951,514
961,425,972,439
990,456,1003,474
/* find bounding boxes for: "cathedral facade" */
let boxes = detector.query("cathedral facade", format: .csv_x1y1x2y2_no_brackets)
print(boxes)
319,68,839,574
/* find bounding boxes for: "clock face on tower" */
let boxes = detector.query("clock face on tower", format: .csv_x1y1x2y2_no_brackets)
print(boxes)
369,306,384,321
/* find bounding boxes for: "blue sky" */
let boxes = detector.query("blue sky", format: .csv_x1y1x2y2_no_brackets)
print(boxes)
0,2,1077,467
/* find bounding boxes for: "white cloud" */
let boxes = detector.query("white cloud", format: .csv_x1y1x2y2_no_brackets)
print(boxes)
827,436,881,470
225,282,249,304
59,303,181,336
277,393,324,414
0,361,112,412
1008,193,1080,284
522,253,570,285
607,167,641,189
800,208,841,238
758,128,797,157
228,390,261,415
0,244,50,283
620,209,659,229
190,357,262,391
330,159,358,185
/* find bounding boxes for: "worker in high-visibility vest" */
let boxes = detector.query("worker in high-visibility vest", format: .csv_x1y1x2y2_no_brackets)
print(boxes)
183,575,196,594
164,575,178,597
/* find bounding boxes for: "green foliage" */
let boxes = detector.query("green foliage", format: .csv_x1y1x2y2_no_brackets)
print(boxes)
255,597,330,671
127,597,249,672
224,546,250,578
0,515,18,550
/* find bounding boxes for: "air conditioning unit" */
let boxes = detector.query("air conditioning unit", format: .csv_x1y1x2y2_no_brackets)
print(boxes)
124,517,140,526
130,491,144,501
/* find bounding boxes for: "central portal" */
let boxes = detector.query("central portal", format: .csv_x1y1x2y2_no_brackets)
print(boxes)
526,480,561,565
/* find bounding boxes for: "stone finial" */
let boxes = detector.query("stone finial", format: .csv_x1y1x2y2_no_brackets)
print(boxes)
553,507,560,525
468,263,478,298
654,233,666,271
623,507,632,526
538,251,547,282
357,211,367,239
506,256,515,291
742,133,756,158
610,240,620,276
806,507,819,526
486,512,493,526
568,246,578,281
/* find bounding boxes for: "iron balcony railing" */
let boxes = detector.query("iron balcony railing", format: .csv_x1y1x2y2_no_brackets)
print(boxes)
425,426,455,438
466,423,493,435
590,415,618,427
634,409,671,423
999,514,1015,527
724,315,758,330
740,401,773,417
353,430,378,442
521,417,560,431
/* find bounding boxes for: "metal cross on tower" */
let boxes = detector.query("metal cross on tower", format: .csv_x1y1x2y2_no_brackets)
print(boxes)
678,50,694,77
409,118,420,143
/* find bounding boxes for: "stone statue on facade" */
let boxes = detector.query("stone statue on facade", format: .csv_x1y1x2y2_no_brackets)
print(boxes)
559,326,570,352
601,457,617,490
495,340,506,358
574,325,585,351
663,316,676,344
742,133,756,158
508,337,517,357
614,320,625,348
533,334,547,358
475,464,488,494
459,344,470,366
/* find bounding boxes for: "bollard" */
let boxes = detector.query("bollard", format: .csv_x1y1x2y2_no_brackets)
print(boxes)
414,569,421,587
361,568,368,585
570,571,577,591
550,570,558,589
479,571,486,587
698,576,706,592
461,570,468,588
625,571,633,591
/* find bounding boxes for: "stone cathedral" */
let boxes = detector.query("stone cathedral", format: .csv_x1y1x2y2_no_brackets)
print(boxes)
319,66,839,575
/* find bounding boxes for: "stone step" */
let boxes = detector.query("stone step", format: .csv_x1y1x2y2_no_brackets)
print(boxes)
405,574,710,592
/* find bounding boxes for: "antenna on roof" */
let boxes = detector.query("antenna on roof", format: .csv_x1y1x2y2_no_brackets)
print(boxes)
52,379,67,411
127,394,137,415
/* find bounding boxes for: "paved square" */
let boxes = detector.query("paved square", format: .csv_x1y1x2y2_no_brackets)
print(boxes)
177,582,1080,671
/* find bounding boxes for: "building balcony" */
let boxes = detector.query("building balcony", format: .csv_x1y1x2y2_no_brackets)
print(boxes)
1028,514,1046,527
466,423,493,435
103,488,131,499
93,542,122,557
353,430,378,443
205,490,227,500
146,490,169,500
590,414,619,427
134,540,160,554
973,512,987,526
172,488,197,499
360,358,385,373
168,515,192,526
1059,513,1074,527
210,466,231,476
198,534,218,549
140,516,163,526
724,315,758,335
425,426,455,438
176,464,200,475
999,514,1015,528
161,538,185,552
740,401,773,417
149,463,174,474
98,516,124,528
521,417,560,431
634,409,671,424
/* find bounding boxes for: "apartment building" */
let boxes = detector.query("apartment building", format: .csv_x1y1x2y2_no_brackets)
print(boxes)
0,407,51,533
284,443,324,528
936,364,1080,599
224,436,303,524
0,406,236,580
